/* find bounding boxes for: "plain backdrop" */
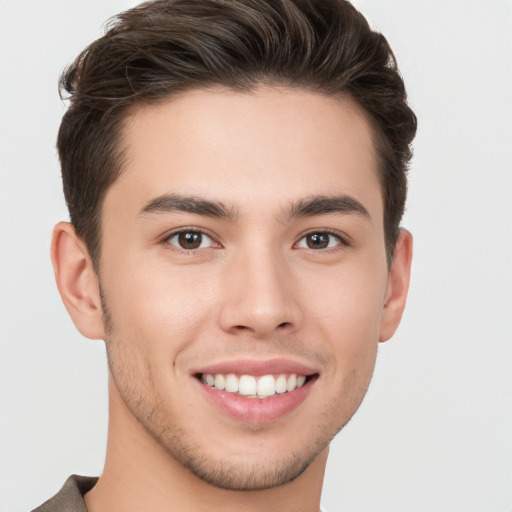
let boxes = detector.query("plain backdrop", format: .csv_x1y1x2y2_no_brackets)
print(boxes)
0,1,511,511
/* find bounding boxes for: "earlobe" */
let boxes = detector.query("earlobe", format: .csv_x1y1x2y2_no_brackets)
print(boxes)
50,222,106,340
379,229,413,342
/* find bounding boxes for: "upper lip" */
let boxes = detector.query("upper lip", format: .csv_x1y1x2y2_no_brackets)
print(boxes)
191,358,318,377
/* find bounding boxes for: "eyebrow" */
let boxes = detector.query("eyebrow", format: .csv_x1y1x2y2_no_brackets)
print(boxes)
138,193,369,223
285,195,370,221
138,193,238,220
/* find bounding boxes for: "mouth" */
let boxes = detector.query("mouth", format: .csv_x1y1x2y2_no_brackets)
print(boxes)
192,359,319,423
197,372,313,398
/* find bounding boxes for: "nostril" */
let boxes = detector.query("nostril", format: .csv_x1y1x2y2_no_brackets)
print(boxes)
277,322,291,329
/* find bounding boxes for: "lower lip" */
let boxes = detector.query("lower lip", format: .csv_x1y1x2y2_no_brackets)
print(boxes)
196,378,315,423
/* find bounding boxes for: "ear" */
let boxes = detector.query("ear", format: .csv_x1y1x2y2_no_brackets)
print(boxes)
379,229,413,342
50,222,106,340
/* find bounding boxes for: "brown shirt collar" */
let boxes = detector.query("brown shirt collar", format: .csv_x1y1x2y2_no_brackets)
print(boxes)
32,475,98,512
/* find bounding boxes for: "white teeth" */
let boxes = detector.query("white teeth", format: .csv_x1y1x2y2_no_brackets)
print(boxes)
225,373,239,393
275,374,287,393
239,375,257,396
201,372,309,397
286,374,297,392
257,375,276,397
214,374,225,390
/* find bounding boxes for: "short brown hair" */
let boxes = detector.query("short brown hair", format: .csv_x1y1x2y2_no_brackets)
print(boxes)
58,0,417,267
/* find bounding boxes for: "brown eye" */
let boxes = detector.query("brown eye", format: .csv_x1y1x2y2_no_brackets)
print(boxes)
297,232,342,250
307,233,328,249
167,230,213,250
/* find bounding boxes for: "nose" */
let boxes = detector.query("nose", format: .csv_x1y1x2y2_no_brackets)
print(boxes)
217,247,303,338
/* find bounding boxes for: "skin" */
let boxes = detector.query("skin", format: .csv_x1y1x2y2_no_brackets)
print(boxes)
51,87,412,512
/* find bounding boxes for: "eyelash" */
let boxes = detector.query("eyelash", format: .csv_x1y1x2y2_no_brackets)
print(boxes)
161,228,350,253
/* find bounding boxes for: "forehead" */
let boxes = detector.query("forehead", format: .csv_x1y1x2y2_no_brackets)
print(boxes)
110,87,382,221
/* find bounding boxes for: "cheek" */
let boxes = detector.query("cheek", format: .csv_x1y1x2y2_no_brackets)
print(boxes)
100,256,220,359
306,264,386,367
314,272,384,420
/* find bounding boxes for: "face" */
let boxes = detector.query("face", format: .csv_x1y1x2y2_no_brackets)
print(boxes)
98,87,392,490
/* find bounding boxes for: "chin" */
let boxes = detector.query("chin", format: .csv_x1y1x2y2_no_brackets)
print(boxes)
168,436,328,490
149,401,351,491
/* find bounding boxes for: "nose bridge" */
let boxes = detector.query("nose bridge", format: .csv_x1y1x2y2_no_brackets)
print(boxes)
218,240,301,337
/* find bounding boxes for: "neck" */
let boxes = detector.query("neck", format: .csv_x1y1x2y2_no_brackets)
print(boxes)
84,378,327,512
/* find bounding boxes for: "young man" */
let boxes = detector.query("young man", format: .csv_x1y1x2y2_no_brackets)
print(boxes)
37,0,416,510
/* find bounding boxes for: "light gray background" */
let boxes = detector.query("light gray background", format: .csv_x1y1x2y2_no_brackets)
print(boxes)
1,1,511,511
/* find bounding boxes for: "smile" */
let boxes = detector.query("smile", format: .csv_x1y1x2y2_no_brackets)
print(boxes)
200,373,307,398
193,359,318,423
